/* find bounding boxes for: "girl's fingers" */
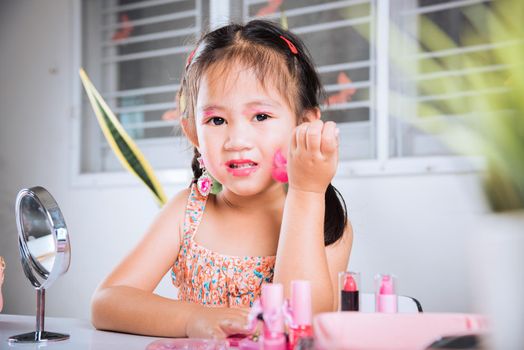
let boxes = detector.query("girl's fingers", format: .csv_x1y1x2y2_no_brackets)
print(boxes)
219,319,252,336
305,120,323,152
210,327,227,340
320,121,338,155
291,125,298,151
295,122,309,152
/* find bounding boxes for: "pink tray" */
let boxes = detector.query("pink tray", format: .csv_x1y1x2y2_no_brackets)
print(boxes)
146,338,229,350
313,312,488,350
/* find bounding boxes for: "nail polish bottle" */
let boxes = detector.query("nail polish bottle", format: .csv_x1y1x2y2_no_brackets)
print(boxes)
288,280,313,350
262,283,286,350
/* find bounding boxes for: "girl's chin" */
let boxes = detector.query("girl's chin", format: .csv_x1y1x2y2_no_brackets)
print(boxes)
219,177,279,196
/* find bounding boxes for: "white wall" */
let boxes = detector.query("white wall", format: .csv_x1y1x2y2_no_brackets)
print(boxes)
0,0,487,320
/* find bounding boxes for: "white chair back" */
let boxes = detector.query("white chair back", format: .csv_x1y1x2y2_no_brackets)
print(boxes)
359,292,422,313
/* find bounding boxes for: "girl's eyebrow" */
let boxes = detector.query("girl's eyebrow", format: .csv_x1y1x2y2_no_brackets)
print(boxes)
245,99,281,108
200,105,225,117
199,100,281,114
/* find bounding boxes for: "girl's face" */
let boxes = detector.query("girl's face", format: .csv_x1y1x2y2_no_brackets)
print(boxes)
194,64,296,196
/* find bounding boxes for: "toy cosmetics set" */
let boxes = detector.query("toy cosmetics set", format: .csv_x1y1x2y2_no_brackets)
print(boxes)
338,271,398,313
235,273,398,349
228,281,313,350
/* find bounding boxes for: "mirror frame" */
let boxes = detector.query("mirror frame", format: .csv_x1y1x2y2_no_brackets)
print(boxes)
15,187,70,290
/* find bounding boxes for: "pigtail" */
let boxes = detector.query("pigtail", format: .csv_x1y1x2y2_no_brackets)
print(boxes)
324,183,348,245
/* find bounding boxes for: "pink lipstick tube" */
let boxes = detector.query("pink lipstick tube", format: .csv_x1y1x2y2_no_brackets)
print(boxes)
374,273,398,313
261,283,286,350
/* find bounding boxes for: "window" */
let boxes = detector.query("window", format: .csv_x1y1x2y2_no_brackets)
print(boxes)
390,0,497,158
77,0,489,182
80,0,205,175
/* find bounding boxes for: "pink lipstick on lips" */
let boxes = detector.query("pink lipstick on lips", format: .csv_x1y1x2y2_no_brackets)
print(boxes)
225,159,259,177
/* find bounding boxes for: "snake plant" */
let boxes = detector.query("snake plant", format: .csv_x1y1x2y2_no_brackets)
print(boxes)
79,69,167,206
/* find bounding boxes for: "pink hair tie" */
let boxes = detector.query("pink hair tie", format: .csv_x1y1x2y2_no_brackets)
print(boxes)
279,35,298,55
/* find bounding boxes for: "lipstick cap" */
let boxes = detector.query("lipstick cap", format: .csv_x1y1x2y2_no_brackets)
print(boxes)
290,280,312,326
374,273,397,295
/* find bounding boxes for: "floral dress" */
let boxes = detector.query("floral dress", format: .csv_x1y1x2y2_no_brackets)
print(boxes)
171,184,276,307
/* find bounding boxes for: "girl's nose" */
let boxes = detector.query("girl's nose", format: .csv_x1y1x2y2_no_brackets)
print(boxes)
224,123,253,151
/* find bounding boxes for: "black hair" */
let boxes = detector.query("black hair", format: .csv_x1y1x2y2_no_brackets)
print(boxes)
179,20,348,246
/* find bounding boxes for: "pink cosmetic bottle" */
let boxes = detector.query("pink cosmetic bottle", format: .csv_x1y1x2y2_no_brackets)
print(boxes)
288,280,313,350
375,273,398,313
262,283,286,350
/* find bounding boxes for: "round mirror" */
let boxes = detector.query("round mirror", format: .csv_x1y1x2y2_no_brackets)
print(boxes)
20,194,57,277
9,186,71,344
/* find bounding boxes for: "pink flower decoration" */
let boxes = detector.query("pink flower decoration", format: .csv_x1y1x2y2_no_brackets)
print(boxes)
197,175,212,196
271,149,288,183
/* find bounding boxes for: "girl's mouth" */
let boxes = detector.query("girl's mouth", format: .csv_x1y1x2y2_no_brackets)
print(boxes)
225,159,259,176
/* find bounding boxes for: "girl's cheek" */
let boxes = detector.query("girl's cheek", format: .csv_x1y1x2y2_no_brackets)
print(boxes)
271,149,288,183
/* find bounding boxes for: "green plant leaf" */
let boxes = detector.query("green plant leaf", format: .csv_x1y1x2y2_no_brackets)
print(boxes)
79,68,167,206
280,10,288,30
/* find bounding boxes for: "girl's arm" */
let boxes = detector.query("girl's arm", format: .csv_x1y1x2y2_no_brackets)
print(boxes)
91,189,249,338
274,118,352,314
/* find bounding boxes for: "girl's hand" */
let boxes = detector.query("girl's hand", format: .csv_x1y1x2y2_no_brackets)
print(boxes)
287,120,339,193
185,306,251,339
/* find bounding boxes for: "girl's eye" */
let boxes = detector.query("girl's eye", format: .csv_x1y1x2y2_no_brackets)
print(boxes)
208,117,225,126
254,113,271,122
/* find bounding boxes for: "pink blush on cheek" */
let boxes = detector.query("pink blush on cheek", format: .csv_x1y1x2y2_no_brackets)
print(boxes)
271,149,288,183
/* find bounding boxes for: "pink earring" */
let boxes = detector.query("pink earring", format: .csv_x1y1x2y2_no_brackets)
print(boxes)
197,156,212,196
196,156,222,196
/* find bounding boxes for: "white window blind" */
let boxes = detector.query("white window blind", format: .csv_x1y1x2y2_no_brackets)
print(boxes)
81,0,203,173
391,0,498,158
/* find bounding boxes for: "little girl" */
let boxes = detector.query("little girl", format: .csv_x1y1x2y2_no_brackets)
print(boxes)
91,19,353,339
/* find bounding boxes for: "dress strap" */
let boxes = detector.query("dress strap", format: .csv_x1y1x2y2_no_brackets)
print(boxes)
182,183,209,241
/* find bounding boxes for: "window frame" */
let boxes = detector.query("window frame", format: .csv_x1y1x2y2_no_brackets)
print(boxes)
69,0,483,189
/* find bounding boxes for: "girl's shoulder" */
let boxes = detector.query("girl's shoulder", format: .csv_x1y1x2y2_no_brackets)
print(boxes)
150,186,194,245
161,184,207,222
152,186,193,228
164,186,194,213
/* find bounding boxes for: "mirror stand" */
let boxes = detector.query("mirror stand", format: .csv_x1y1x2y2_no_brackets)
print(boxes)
8,288,69,343
8,186,71,344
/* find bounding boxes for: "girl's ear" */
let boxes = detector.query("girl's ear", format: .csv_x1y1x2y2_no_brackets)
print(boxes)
299,107,321,123
181,117,199,147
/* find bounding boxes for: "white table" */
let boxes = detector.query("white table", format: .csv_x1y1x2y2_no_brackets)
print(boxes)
0,314,162,350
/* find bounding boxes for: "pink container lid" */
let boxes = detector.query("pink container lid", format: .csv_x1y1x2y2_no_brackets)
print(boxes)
291,280,312,326
262,283,283,311
261,283,284,332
